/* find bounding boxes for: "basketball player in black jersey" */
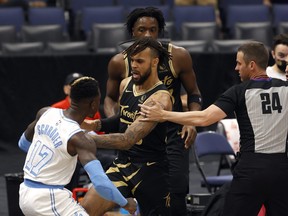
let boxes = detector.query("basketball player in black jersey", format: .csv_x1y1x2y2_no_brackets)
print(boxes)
140,41,288,216
98,7,202,215
81,38,173,216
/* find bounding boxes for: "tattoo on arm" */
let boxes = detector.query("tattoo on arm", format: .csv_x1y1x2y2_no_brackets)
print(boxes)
90,120,156,150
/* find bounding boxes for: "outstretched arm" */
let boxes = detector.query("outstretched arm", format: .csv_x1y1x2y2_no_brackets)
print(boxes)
140,102,226,127
69,132,136,214
89,91,172,150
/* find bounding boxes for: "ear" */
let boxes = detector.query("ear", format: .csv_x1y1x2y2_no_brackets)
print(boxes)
271,50,275,59
152,57,159,67
249,61,256,70
90,99,96,110
63,85,70,96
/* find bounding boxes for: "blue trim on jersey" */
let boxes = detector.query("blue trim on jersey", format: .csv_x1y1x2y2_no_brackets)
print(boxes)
24,179,64,189
252,77,272,81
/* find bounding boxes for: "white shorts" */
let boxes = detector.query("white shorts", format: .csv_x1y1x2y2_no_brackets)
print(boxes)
19,182,88,216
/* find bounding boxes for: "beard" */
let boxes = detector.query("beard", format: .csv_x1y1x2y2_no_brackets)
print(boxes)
132,67,152,85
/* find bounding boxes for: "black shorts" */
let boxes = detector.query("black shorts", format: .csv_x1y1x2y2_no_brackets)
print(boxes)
106,157,171,216
223,153,288,216
166,128,189,194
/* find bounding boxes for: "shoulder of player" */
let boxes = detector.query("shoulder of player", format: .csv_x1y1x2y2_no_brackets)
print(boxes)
170,43,190,55
169,43,192,66
70,131,93,147
120,76,131,87
146,90,172,110
119,76,131,94
36,106,51,120
108,53,126,76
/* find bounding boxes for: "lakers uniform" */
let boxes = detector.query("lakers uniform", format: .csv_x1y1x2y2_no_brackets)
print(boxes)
124,42,190,196
106,77,172,216
19,108,88,215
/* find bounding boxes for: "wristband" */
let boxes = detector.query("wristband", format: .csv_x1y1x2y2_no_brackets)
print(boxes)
84,160,127,207
100,114,120,133
18,133,31,152
187,94,202,107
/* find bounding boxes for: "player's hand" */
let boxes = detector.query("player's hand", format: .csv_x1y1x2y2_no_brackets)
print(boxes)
81,119,101,132
122,198,137,215
181,125,197,149
139,101,165,122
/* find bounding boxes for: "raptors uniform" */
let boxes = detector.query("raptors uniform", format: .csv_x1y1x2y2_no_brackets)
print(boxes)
19,108,88,215
106,77,172,216
125,42,190,199
214,78,288,216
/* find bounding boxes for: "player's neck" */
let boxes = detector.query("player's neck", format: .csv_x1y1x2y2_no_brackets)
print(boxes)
64,107,86,125
251,71,269,79
135,75,160,93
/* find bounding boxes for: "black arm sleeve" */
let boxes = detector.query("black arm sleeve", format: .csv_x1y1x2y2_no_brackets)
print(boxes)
100,114,120,133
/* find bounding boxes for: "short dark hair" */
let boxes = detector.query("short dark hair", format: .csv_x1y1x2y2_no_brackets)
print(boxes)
271,33,288,50
123,37,172,67
125,7,166,36
70,77,99,102
238,41,269,70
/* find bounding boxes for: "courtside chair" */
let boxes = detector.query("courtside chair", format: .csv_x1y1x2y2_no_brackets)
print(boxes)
162,22,175,40
81,6,125,40
1,42,44,55
0,7,25,33
69,0,116,40
272,4,288,31
27,7,68,32
234,22,273,48
211,39,250,53
21,25,68,45
0,26,18,46
181,22,218,41
218,0,264,33
70,0,115,14
226,5,271,38
172,40,210,53
91,23,129,54
277,22,288,35
173,6,216,39
117,0,162,8
193,131,235,193
46,41,89,54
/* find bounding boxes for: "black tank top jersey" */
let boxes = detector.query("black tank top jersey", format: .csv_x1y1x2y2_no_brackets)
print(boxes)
124,42,183,139
118,77,170,161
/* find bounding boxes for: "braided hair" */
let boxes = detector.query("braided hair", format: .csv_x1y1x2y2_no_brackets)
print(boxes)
123,37,172,68
70,77,99,102
125,7,166,36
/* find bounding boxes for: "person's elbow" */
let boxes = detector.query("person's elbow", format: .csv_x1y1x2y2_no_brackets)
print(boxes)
197,109,220,127
120,135,136,150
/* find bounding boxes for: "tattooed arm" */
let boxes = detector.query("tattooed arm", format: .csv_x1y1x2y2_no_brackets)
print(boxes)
89,90,172,150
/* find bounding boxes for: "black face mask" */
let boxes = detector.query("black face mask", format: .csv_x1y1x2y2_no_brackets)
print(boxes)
276,59,287,73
